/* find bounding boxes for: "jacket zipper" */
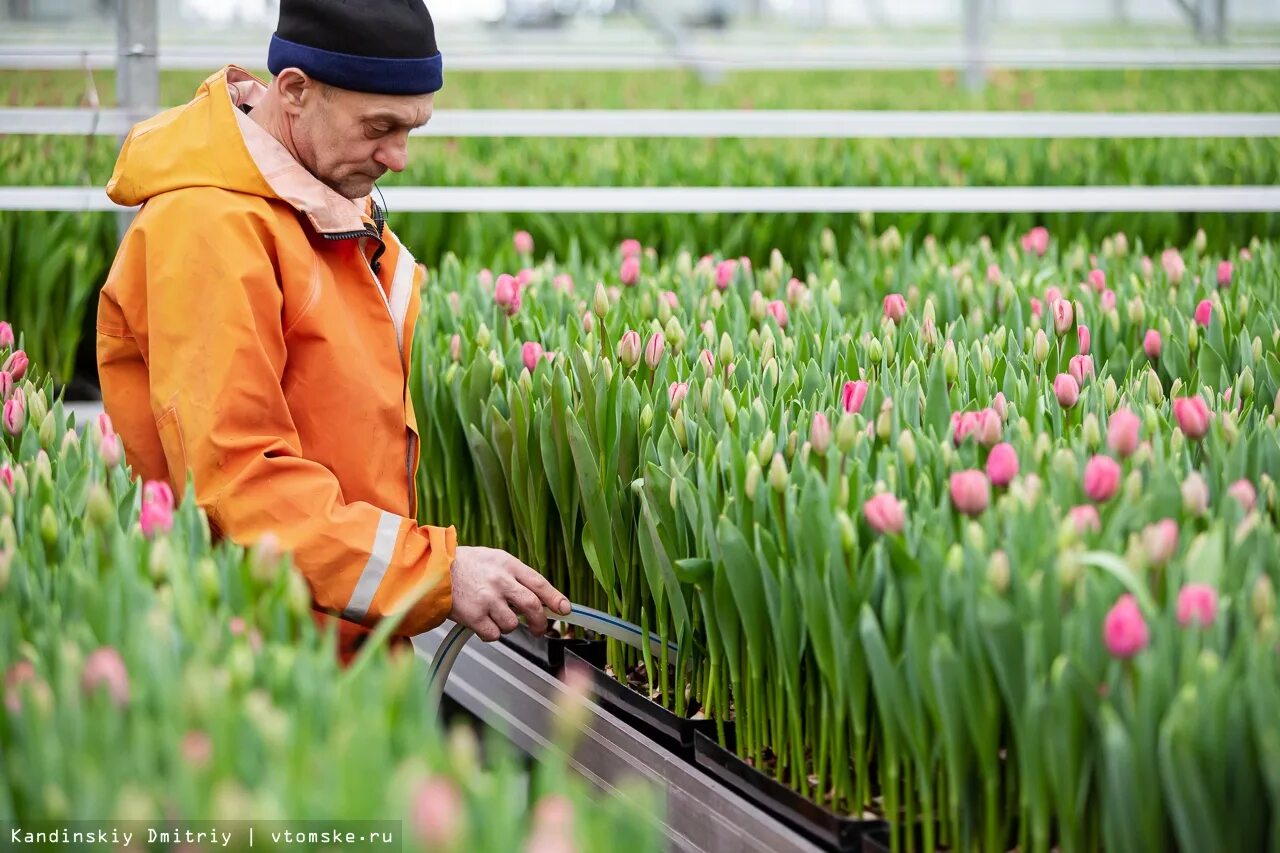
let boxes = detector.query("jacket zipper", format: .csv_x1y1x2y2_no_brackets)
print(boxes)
325,209,416,519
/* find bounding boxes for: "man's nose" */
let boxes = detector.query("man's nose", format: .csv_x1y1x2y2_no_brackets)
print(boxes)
374,139,408,173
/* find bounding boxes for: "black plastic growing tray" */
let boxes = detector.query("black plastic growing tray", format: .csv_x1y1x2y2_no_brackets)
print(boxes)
693,729,886,853
860,826,891,853
500,624,606,671
562,648,718,756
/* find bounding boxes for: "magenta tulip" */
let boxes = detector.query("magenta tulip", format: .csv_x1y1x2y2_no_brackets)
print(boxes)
986,443,1019,487
1103,594,1149,658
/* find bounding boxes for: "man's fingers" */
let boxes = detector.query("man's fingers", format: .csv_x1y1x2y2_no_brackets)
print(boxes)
507,582,549,636
489,601,520,635
511,560,571,615
471,615,501,643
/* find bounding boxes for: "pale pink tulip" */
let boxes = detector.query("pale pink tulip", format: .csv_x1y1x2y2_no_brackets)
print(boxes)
3,396,24,435
1022,226,1049,256
1045,286,1062,305
1240,247,1252,261
883,294,907,324
553,273,574,294
668,382,688,412
81,647,130,707
863,493,905,535
144,480,175,511
515,268,536,289
4,660,35,713
986,263,1001,283
1143,329,1162,360
0,322,12,349
1228,479,1257,512
1053,373,1080,409
1088,269,1106,291
1052,299,1074,336
766,300,788,329
522,342,545,374
949,470,990,516
1030,298,1043,318
786,278,807,305
181,730,213,768
449,334,462,362
660,291,679,309
0,371,12,401
1106,409,1141,458
952,411,979,446
1141,256,1154,279
992,392,1008,422
1077,324,1091,356
494,275,520,315
1101,289,1117,313
1194,299,1212,328
2,350,27,382
1069,355,1094,386
1161,249,1186,284
617,330,642,368
1069,504,1102,534
477,269,494,289
699,349,715,374
1217,260,1233,288
975,408,1002,447
1103,594,1149,658
100,433,122,468
1176,584,1219,629
513,230,534,255
411,777,463,847
841,380,868,415
620,256,641,286
1142,519,1178,566
0,463,12,493
644,332,665,369
986,443,1019,487
1172,396,1211,440
620,238,642,258
139,501,173,538
715,259,738,291
1084,455,1121,502
809,412,831,455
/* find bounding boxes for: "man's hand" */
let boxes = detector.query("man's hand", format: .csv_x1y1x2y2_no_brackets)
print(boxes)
449,545,571,642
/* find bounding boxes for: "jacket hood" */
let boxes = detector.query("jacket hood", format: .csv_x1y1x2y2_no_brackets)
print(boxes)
106,66,369,235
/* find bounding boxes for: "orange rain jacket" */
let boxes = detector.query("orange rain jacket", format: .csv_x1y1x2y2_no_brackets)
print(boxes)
96,66,454,662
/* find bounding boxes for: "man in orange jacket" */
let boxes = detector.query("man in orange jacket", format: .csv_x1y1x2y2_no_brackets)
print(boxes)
96,0,569,664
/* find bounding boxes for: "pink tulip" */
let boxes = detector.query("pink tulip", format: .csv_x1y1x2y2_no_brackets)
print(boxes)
4,660,36,714
617,330,642,368
552,273,574,294
621,238,642,258
809,412,832,455
81,647,130,708
699,349,715,375
715,259,738,291
883,293,907,324
1172,396,1211,440
411,776,463,847
863,493,905,535
522,341,545,374
975,408,1002,447
1053,373,1080,409
494,274,520,316
739,256,752,273
449,334,462,362
986,443,1019,487
1141,256,1154,279
1106,409,1141,458
991,392,1008,422
952,411,979,446
620,256,641,287
2,351,26,382
1069,504,1102,534
144,480,175,511
477,269,494,289
526,795,576,853
0,322,12,349
1217,260,1233,288
661,290,679,309
644,332,665,369
841,380,868,415
0,464,12,494
1077,324,1091,356
1103,594,1149,658
1143,329,1162,360
1069,355,1094,386
785,278,807,305
668,382,688,412
949,470,990,516
513,230,534,255
1176,584,1219,629
1161,248,1186,284
1045,286,1062,305
100,432,122,468
766,300,788,329
986,264,1001,283
1030,298,1043,318
1101,289,1117,313
1194,299,1212,328
140,501,173,538
1228,479,1257,512
1088,269,1106,291
3,396,24,435
181,730,213,768
1052,299,1074,336
0,371,11,402
515,268,536,289
1142,519,1179,566
1084,455,1121,502
1240,247,1252,261
1021,226,1049,257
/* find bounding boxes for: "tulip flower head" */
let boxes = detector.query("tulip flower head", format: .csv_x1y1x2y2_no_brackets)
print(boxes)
1106,409,1141,458
1228,479,1257,512
494,275,520,316
1172,396,1211,440
1194,299,1213,328
715,259,738,291
620,256,641,286
512,230,534,255
1217,260,1233,288
2,350,27,382
841,380,868,415
1053,374,1080,409
1068,504,1101,535
81,647,130,708
522,342,545,374
1176,584,1219,629
883,293,907,324
620,238,642,258
1083,455,1121,502
986,443,1019,487
0,322,13,349
950,470,990,516
1103,594,1149,658
1143,329,1162,360
1022,226,1050,256
1142,519,1179,566
863,493,906,535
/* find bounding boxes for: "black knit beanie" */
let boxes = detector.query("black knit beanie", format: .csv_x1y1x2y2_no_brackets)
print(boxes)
267,0,443,96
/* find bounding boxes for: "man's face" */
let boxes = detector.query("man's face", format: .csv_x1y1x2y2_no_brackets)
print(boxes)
291,80,434,200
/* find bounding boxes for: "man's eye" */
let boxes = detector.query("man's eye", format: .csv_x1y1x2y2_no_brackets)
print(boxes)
366,125,390,136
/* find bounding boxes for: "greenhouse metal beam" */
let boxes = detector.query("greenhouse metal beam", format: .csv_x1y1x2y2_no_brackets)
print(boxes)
4,186,1278,214
1,46,1278,71
4,107,1280,139
409,626,823,853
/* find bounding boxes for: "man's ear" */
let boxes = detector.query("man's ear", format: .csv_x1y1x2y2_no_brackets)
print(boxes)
274,68,315,116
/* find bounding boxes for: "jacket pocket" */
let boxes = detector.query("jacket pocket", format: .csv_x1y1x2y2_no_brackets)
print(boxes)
155,405,190,497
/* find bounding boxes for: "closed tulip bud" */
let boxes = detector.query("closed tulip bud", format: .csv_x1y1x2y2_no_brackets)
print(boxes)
490,357,505,384
943,340,959,381
763,359,779,388
945,543,965,575
826,278,841,305
749,290,766,322
898,429,917,468
828,412,855,454
836,511,856,554
642,331,665,369
809,412,832,456
475,322,491,349
768,453,788,493
1252,575,1276,623
1182,471,1210,516
717,332,735,366
1221,410,1239,446
672,408,688,449
617,330,642,368
86,483,113,529
592,282,610,319
1147,370,1165,406
1078,414,1100,451
1051,299,1074,336
1054,448,1078,484
1240,367,1255,399
1033,329,1050,365
760,334,776,366
1127,295,1146,326
785,429,798,461
987,550,1011,594
1053,373,1080,409
37,411,55,448
965,521,987,554
758,430,775,463
868,337,884,365
664,316,685,351
1058,550,1084,590
40,504,58,549
744,456,762,501
876,398,894,441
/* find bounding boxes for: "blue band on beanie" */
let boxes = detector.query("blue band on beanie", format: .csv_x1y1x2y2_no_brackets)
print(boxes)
267,33,443,95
